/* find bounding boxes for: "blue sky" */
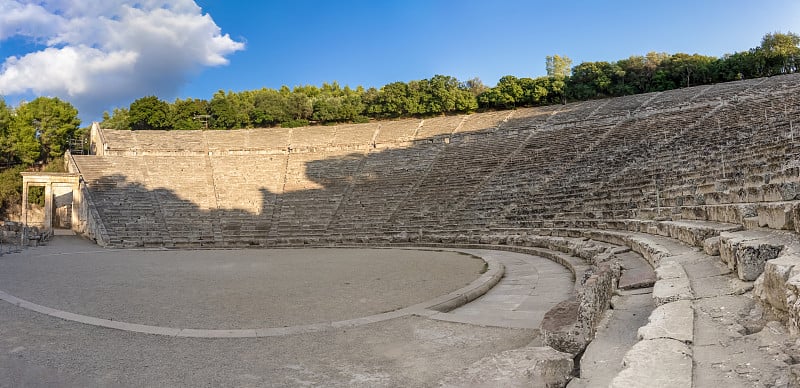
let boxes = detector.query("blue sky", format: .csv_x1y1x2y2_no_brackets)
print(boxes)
1,0,798,123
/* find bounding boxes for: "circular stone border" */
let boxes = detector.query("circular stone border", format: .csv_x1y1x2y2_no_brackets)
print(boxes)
0,248,504,338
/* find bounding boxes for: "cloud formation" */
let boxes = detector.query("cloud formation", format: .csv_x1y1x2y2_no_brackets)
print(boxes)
0,0,244,119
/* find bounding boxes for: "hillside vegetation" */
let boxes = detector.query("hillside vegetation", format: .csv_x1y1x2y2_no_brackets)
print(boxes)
100,32,800,130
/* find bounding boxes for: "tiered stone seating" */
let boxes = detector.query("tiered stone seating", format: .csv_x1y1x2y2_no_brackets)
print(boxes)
374,118,421,145
456,110,510,133
75,74,800,251
389,126,533,230
413,115,463,139
132,130,207,154
244,127,292,151
71,155,167,247
65,73,800,387
326,143,445,237
271,151,363,240
140,156,218,246
331,124,378,147
209,155,285,245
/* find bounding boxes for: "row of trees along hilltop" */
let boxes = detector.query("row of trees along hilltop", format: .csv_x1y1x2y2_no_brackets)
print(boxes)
100,32,800,131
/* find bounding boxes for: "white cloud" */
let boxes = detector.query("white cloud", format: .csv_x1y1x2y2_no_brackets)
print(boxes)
0,0,244,119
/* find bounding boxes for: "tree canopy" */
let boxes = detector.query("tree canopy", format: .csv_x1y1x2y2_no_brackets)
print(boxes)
1,97,80,166
94,31,800,131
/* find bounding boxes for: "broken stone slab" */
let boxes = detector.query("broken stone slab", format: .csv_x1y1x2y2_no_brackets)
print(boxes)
705,203,757,224
438,346,574,388
795,204,800,235
610,338,692,388
735,241,783,281
637,300,694,344
618,267,656,290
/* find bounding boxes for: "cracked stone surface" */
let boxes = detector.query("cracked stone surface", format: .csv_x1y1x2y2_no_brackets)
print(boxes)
637,300,693,343
610,338,692,388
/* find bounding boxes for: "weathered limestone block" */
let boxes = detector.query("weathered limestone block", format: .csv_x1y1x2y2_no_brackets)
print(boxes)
763,182,799,201
702,236,721,256
795,204,800,235
719,232,785,281
577,263,618,331
541,299,588,355
637,300,694,343
757,202,797,230
653,261,693,305
438,346,574,388
610,339,692,388
680,205,707,221
743,216,761,229
786,274,800,335
626,236,671,268
705,203,756,224
754,252,800,317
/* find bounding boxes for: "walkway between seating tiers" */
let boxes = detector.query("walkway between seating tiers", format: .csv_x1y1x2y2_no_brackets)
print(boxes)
550,226,795,388
429,249,574,329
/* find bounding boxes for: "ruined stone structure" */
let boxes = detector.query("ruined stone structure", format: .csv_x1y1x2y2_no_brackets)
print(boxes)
56,73,800,386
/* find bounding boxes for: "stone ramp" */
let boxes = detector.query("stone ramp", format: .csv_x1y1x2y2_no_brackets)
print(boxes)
429,249,573,329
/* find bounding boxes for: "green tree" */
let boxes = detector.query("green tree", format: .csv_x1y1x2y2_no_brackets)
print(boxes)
171,98,210,130
463,77,488,97
477,76,523,109
0,99,14,166
129,96,171,130
760,31,800,74
13,97,80,162
546,55,572,104
100,108,130,130
0,165,25,214
567,61,616,99
369,81,421,118
209,90,250,129
251,88,290,127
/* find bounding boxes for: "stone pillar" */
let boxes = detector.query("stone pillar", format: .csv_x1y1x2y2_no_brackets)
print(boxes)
21,180,28,227
43,182,53,233
71,179,82,231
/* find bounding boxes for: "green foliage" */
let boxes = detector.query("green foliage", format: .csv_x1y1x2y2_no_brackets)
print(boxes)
171,98,209,130
12,97,80,163
209,90,250,129
100,108,130,129
0,165,25,211
0,100,15,166
280,119,309,128
95,31,799,129
27,185,44,207
129,96,172,130
760,32,800,75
